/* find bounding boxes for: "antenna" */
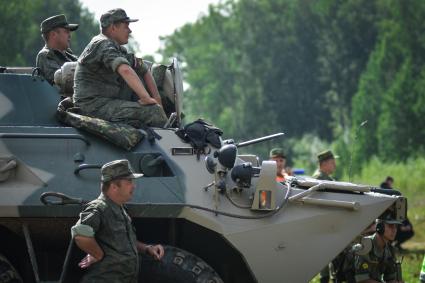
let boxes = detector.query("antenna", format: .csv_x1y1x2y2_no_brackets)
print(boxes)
348,120,368,182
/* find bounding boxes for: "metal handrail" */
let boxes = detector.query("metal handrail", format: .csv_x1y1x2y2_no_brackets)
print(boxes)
74,163,101,175
0,133,90,145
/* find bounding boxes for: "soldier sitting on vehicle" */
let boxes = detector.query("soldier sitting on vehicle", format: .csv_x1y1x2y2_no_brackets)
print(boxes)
36,14,79,85
73,8,167,128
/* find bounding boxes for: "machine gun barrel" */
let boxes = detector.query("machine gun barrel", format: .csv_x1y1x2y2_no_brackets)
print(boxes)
236,133,284,148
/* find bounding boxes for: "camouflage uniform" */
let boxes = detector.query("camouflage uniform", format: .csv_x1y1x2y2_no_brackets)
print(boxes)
313,169,334,283
73,32,167,128
36,14,79,85
71,159,144,282
313,150,335,283
72,193,139,282
36,46,77,84
312,170,334,181
352,233,398,282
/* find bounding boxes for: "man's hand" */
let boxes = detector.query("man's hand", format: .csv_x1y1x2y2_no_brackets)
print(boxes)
138,97,159,106
78,254,100,269
146,244,165,260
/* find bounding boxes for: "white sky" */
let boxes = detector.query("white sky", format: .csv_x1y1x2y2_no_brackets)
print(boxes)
80,0,220,58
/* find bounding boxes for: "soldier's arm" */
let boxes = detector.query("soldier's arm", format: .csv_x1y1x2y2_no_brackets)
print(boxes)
136,241,164,260
36,52,61,84
117,64,158,105
143,71,162,106
74,235,104,262
71,203,103,267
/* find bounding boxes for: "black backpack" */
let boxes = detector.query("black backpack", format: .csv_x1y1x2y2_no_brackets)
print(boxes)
175,119,223,159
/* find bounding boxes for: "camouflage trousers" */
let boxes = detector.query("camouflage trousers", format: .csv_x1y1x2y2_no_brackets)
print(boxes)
79,98,167,128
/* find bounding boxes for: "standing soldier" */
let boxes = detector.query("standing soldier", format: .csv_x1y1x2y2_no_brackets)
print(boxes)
313,150,338,181
349,211,403,283
36,14,79,84
313,150,338,283
71,159,164,282
269,148,289,182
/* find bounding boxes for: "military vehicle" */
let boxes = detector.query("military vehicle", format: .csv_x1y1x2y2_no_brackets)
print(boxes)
0,59,406,282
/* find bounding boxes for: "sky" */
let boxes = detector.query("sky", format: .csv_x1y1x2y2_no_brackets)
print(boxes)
80,0,220,58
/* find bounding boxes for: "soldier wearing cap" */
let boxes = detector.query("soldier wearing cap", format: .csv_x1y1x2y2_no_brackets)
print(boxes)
71,159,164,282
269,148,290,182
36,14,79,84
73,8,167,128
313,150,338,181
348,211,403,283
313,150,338,283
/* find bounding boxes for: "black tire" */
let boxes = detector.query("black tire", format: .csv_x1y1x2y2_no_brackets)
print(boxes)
0,253,22,283
139,245,223,283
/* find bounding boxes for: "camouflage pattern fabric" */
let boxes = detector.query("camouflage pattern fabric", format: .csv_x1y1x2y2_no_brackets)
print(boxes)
73,34,167,128
76,98,167,128
57,98,144,151
100,8,138,28
101,159,143,182
312,170,334,181
71,193,139,283
353,234,398,282
36,45,77,84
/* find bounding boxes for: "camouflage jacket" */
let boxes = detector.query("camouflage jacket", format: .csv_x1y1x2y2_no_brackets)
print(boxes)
353,234,398,282
36,45,77,84
73,33,148,108
312,169,334,181
71,193,139,283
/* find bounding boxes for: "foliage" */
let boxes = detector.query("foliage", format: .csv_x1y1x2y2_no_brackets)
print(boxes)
159,0,425,170
1,0,107,66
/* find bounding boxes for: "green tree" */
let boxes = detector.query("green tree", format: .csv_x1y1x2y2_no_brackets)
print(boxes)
0,0,98,66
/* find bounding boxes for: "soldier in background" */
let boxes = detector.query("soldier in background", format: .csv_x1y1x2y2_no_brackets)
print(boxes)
73,8,167,128
313,150,338,181
348,211,403,283
313,150,338,283
269,148,290,182
71,159,164,282
380,176,414,251
36,14,79,84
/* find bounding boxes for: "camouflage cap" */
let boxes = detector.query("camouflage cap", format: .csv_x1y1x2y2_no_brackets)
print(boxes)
100,8,139,28
269,148,286,158
41,14,79,34
317,150,339,162
376,210,402,225
101,159,143,182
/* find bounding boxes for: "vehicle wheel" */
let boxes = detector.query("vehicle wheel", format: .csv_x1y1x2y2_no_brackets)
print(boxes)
0,253,22,283
139,245,223,283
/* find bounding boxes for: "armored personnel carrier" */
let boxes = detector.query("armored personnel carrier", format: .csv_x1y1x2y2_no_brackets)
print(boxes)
0,60,406,282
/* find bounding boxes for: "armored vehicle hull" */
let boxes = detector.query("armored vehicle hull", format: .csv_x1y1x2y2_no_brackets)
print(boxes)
0,63,406,282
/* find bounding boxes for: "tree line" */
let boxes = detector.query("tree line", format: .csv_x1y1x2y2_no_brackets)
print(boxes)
159,0,425,174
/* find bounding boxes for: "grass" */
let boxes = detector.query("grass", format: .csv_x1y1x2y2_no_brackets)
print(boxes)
309,157,425,282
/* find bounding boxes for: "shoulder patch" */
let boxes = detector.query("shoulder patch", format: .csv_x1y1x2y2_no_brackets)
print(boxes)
361,262,368,270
